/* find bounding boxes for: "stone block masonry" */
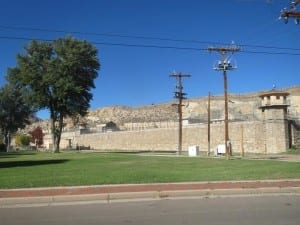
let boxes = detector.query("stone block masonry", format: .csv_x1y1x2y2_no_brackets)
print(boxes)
40,87,300,154
52,121,273,154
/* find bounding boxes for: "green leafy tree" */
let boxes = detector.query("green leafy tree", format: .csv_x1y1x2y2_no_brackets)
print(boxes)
15,134,30,147
0,84,34,151
7,36,100,152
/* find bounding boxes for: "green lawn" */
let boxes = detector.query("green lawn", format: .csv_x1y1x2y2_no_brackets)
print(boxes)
0,151,299,189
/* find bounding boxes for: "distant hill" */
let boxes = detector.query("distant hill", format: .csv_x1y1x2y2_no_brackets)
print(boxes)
86,86,300,125
26,86,300,132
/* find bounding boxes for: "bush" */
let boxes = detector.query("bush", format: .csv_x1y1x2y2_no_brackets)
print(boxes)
0,137,6,152
287,147,300,155
15,134,30,147
0,143,6,152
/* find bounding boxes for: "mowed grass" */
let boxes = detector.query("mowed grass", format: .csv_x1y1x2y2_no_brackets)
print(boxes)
0,151,299,189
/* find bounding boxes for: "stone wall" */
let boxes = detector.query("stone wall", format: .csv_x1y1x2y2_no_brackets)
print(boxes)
47,120,275,154
39,87,300,154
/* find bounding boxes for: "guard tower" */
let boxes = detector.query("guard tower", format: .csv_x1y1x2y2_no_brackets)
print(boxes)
259,90,290,153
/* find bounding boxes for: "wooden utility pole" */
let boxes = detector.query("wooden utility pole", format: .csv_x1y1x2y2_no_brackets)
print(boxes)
170,72,191,155
279,0,300,24
241,124,244,157
208,44,240,160
207,92,211,156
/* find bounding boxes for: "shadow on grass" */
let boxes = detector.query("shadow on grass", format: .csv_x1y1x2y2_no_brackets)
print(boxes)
0,151,38,158
0,159,69,168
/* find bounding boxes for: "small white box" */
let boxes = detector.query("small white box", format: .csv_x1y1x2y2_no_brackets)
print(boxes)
217,144,226,154
188,146,199,156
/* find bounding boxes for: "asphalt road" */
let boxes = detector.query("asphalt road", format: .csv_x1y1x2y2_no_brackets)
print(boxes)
1,195,299,225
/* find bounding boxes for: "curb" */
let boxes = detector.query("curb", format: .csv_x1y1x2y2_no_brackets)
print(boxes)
1,186,300,208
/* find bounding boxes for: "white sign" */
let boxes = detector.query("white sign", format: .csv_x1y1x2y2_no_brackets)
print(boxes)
188,145,199,156
217,144,226,154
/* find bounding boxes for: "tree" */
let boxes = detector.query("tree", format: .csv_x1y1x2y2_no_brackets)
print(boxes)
7,36,100,152
0,84,34,151
29,126,44,148
15,134,30,148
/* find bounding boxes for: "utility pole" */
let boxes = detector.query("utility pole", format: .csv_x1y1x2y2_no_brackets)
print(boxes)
241,124,244,157
208,44,240,160
279,0,300,24
170,72,191,155
207,92,211,156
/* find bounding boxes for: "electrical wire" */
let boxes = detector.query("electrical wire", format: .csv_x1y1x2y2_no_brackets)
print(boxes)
0,25,222,45
0,35,299,56
0,25,299,52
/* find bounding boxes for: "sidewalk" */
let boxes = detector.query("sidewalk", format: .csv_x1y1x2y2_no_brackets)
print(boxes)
1,179,300,207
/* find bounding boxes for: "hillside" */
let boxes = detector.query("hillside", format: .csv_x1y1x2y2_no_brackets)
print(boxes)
26,86,300,132
86,86,300,125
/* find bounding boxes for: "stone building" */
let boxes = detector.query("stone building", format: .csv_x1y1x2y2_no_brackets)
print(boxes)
40,87,300,154
259,90,290,153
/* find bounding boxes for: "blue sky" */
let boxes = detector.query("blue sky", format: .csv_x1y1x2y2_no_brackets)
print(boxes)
0,0,299,119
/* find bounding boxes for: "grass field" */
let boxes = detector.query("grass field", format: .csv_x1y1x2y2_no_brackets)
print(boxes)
0,151,299,189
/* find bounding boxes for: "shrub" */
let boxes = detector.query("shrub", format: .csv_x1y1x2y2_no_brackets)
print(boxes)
0,143,6,152
15,134,30,147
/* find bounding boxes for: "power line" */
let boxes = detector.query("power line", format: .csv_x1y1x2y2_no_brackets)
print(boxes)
0,35,299,56
0,35,206,51
0,35,52,42
0,24,299,52
241,49,300,55
0,25,213,45
240,43,300,51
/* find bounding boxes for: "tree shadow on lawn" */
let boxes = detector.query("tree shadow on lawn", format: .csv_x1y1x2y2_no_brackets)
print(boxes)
0,151,37,159
0,159,69,168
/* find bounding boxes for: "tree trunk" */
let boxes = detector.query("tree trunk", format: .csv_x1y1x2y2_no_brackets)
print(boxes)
4,131,10,152
50,114,64,153
50,116,60,153
50,117,57,152
56,114,64,152
53,134,59,153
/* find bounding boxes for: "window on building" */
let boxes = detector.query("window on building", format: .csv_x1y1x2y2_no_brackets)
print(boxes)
267,96,270,105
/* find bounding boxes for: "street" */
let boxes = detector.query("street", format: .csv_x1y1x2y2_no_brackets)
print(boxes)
1,195,299,225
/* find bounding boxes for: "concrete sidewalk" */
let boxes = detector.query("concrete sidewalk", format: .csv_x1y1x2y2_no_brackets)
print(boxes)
1,179,300,207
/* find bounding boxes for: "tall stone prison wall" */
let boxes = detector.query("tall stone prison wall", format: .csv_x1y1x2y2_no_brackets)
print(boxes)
54,121,275,154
